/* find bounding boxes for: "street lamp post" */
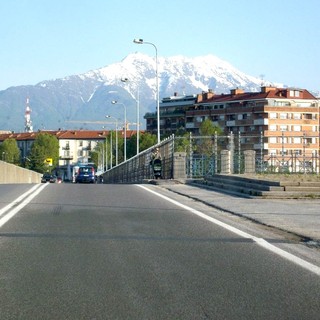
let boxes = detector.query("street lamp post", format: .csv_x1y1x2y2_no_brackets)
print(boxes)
98,134,108,170
111,100,127,162
133,38,160,144
106,115,119,166
121,77,140,154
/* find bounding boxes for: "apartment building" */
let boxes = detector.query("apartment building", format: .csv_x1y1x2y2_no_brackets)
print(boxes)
146,86,319,159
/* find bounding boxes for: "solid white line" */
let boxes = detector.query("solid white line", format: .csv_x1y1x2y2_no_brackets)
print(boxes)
0,183,48,228
137,184,320,276
0,184,41,217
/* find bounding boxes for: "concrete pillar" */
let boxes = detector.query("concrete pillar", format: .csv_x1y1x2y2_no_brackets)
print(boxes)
173,152,187,179
220,150,231,174
244,150,256,173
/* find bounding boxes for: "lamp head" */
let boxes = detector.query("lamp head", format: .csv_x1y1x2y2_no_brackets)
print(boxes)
121,78,129,82
133,38,143,44
111,100,117,104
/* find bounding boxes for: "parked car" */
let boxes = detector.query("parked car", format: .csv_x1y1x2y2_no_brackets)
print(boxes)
75,166,96,183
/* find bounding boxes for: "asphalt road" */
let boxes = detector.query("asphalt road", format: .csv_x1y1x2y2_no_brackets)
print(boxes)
0,183,319,320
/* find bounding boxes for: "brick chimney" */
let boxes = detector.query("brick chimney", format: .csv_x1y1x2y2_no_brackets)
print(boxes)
203,89,214,100
261,86,276,93
230,88,244,95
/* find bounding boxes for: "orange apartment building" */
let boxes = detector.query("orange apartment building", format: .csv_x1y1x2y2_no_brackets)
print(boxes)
146,86,319,166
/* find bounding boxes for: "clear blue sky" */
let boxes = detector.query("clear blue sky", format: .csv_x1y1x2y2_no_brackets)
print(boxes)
1,0,319,92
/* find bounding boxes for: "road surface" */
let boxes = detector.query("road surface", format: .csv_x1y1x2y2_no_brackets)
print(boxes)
0,183,319,319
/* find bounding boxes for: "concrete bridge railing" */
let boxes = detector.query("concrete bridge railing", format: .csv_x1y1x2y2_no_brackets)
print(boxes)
0,160,42,183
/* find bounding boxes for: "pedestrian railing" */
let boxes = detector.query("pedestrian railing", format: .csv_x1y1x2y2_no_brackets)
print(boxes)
102,135,175,183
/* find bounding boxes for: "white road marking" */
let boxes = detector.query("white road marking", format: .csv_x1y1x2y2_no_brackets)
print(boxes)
0,184,41,217
0,184,48,228
137,184,320,276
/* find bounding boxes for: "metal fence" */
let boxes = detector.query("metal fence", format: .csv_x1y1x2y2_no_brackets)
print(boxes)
183,132,319,177
103,132,319,182
102,135,175,183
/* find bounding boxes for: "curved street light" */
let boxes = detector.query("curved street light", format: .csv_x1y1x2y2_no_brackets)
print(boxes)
133,38,160,144
111,100,127,162
106,115,119,166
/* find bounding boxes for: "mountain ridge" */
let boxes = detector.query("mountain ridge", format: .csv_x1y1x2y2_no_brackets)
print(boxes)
0,53,273,132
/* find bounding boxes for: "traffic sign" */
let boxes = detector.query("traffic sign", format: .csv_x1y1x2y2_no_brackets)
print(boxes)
44,158,53,166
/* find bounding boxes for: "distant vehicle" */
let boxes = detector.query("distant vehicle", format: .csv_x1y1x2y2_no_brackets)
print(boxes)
49,175,57,183
41,173,58,183
75,166,96,183
41,173,52,183
57,176,63,183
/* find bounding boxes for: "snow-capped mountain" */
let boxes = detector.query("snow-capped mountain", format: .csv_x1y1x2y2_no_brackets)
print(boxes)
0,53,267,132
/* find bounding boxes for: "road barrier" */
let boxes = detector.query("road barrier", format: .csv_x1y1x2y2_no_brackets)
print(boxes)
0,160,42,183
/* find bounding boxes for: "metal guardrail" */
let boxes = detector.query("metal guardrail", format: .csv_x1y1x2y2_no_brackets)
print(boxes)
102,135,175,183
102,132,319,182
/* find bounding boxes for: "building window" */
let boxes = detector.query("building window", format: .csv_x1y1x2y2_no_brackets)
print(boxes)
293,137,301,144
213,115,219,121
275,101,290,106
304,113,313,120
293,113,301,119
305,138,313,145
279,113,287,119
269,124,277,131
269,113,277,119
293,125,301,132
290,90,300,97
269,137,277,143
279,125,287,131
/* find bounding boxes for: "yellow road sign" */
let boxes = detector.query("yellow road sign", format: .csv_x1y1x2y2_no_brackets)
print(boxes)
44,158,53,166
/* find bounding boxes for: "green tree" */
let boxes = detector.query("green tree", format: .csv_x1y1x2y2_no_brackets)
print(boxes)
139,132,157,152
196,119,222,156
174,131,194,153
27,133,59,173
127,133,141,159
0,138,20,165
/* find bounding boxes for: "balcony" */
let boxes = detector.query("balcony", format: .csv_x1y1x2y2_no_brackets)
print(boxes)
254,118,269,125
185,123,195,129
226,120,236,126
60,150,73,160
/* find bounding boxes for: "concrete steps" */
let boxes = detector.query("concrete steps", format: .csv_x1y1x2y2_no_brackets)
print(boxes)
188,174,320,198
